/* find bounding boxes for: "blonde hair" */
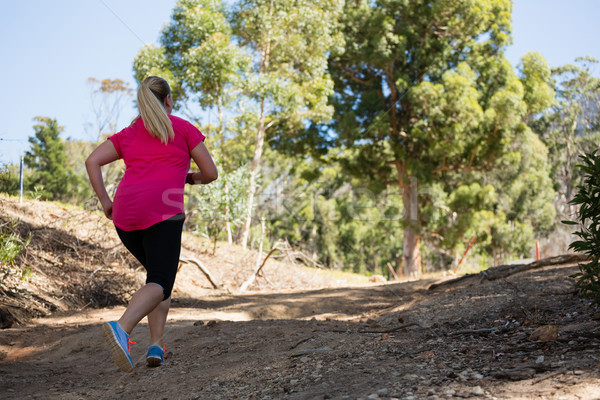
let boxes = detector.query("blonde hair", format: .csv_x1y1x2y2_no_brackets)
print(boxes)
135,76,174,144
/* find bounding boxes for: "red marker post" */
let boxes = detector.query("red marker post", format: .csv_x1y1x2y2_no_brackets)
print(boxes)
454,235,477,274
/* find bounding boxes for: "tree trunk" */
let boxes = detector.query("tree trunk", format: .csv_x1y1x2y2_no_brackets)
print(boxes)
240,13,274,249
397,163,421,277
224,181,233,244
217,101,233,245
240,99,266,249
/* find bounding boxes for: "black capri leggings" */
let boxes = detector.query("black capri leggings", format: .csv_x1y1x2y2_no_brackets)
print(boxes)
115,213,184,300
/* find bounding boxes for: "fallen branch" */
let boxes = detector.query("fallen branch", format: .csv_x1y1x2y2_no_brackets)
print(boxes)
358,321,423,334
239,241,283,292
429,253,588,291
531,369,567,384
179,256,220,289
447,327,498,337
290,336,314,350
387,262,399,280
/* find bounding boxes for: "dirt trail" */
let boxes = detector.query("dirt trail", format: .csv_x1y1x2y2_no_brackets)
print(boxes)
2,263,600,400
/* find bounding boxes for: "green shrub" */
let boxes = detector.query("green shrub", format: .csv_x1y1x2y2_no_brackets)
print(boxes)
0,221,30,266
566,151,600,304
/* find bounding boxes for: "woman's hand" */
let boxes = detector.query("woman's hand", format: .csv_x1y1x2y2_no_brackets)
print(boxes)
101,199,113,220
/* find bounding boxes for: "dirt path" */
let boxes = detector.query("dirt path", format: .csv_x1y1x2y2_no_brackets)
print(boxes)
2,263,600,400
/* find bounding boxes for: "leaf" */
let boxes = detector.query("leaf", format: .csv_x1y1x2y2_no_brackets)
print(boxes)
561,220,578,225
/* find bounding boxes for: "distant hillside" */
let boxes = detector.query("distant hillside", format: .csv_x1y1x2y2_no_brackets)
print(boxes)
0,195,370,328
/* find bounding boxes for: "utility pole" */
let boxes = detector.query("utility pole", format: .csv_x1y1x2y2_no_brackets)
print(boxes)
19,155,24,203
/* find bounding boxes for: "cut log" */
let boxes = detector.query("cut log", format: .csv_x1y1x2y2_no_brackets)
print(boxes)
428,253,589,291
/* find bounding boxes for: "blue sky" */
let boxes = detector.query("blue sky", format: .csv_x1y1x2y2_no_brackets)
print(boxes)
1,0,599,164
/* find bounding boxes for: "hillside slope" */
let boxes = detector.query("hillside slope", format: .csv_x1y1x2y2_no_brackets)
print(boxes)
0,195,370,328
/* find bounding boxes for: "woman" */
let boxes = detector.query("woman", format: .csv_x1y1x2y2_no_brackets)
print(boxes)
86,76,217,372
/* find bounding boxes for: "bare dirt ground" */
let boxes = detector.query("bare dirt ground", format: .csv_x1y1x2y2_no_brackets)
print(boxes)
1,196,600,399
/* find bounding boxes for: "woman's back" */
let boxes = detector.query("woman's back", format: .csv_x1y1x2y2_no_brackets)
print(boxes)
109,115,205,231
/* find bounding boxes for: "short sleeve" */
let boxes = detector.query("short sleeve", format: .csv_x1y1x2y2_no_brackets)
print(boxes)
108,133,122,158
184,120,206,152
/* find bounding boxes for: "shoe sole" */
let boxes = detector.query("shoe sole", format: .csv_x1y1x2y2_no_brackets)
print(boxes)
146,356,163,368
102,323,134,373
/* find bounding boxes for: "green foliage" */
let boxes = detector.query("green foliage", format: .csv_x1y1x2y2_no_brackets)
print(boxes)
63,139,94,204
533,57,600,220
0,221,30,266
497,130,556,233
119,0,570,275
232,0,341,124
518,52,555,117
327,0,546,273
0,163,20,196
24,117,75,201
187,163,249,251
257,148,404,275
567,151,600,304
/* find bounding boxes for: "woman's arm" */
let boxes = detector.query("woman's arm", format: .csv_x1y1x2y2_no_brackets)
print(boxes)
188,142,218,184
85,140,120,219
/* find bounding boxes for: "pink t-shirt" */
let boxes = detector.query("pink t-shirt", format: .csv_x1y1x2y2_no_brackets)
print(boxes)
108,115,205,231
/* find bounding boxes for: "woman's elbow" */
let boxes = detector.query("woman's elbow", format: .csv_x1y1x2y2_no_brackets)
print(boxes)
84,156,94,172
206,169,218,183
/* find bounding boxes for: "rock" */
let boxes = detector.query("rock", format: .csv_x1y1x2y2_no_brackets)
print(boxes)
458,370,471,381
290,347,333,357
369,275,386,283
471,386,484,396
529,325,558,342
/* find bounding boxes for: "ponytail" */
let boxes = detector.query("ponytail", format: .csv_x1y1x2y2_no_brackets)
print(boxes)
135,76,174,144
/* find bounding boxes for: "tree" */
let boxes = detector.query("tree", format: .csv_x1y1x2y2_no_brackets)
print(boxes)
329,0,534,275
256,147,404,274
23,117,72,200
136,0,342,249
0,163,20,196
135,0,251,243
425,53,556,267
79,78,133,203
187,160,249,252
231,0,342,248
532,57,600,221
85,78,133,139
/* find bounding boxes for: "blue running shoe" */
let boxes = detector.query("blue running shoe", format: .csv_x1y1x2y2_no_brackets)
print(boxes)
102,321,135,372
146,344,165,367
